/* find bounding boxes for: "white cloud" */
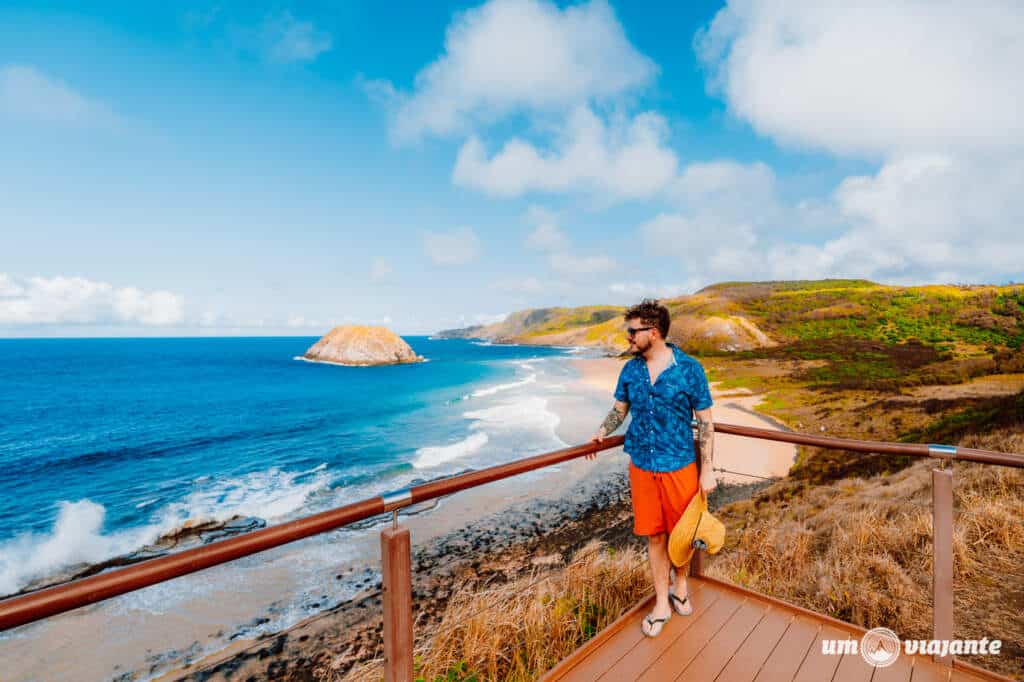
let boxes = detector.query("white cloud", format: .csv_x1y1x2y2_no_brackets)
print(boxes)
608,281,694,299
821,155,1024,280
696,1,1024,158
547,252,616,276
0,274,25,297
472,312,509,326
639,159,784,282
0,65,115,126
285,315,327,329
677,4,1024,287
439,311,510,331
643,154,1024,285
0,274,185,326
370,257,394,282
521,206,618,276
524,206,569,251
379,0,655,142
495,276,549,294
424,227,482,266
261,12,332,63
642,212,757,280
453,107,677,199
671,160,778,216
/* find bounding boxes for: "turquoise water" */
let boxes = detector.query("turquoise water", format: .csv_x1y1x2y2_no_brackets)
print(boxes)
0,336,581,597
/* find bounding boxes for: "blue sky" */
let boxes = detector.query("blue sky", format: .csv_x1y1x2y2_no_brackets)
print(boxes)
1,1,1021,336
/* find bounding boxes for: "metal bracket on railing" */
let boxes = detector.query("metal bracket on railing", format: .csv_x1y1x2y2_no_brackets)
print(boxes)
928,444,958,463
381,488,413,513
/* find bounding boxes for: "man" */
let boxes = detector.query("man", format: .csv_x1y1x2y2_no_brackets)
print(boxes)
591,299,716,637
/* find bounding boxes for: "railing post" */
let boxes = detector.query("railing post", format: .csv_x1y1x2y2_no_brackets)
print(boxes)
691,436,704,577
932,467,954,666
381,524,414,682
690,547,704,577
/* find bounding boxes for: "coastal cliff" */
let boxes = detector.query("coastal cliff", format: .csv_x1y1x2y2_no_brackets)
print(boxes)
303,325,424,366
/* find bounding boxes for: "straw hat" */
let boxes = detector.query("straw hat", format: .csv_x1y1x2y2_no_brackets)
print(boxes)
668,490,726,567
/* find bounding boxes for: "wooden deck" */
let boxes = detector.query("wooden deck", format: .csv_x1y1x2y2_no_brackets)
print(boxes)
542,575,1011,682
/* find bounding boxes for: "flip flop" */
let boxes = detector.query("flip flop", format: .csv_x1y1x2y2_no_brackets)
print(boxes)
641,611,671,637
669,590,692,616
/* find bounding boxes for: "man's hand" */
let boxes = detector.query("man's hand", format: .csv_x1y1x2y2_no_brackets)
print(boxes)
695,407,715,492
588,401,628,460
700,469,718,494
587,427,607,460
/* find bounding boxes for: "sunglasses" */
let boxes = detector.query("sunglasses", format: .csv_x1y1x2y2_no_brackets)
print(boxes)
626,326,654,337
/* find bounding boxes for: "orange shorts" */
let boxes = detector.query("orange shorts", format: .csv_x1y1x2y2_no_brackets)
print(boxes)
628,461,699,536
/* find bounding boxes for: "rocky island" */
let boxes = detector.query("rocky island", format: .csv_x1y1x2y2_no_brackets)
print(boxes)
301,325,424,366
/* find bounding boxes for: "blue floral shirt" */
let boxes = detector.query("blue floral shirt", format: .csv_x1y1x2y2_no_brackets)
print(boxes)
613,343,713,472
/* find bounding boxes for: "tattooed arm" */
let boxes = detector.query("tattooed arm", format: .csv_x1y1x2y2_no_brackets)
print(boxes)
588,400,629,459
695,407,717,492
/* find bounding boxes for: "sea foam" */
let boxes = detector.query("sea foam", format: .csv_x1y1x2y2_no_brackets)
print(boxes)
0,500,157,597
0,463,333,597
463,396,562,437
412,432,489,469
470,372,536,398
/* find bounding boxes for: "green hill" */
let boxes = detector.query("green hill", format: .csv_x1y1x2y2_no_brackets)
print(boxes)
691,280,1024,350
438,280,1024,362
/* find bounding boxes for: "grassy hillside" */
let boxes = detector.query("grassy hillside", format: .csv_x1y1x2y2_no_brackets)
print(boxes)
438,279,1024,359
436,305,629,352
693,280,1024,351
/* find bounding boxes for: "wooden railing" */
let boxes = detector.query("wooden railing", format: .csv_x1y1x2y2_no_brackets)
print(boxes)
1,424,1022,681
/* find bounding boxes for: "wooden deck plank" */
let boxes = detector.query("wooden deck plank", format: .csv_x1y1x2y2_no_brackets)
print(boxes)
792,623,847,682
545,581,713,682
911,659,952,682
752,615,821,682
635,594,747,682
834,650,876,682
543,576,1014,682
674,599,771,682
714,606,794,682
593,582,729,682
869,652,914,682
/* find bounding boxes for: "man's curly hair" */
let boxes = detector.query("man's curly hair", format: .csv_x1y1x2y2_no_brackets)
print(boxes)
624,299,670,339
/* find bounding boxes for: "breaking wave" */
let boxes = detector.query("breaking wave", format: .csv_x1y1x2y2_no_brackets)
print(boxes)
412,432,489,469
0,463,332,597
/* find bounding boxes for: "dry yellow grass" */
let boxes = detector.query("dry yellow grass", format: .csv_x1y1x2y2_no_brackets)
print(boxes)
708,427,1024,678
339,542,651,682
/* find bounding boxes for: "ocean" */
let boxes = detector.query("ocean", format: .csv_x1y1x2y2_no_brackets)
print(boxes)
0,336,587,599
